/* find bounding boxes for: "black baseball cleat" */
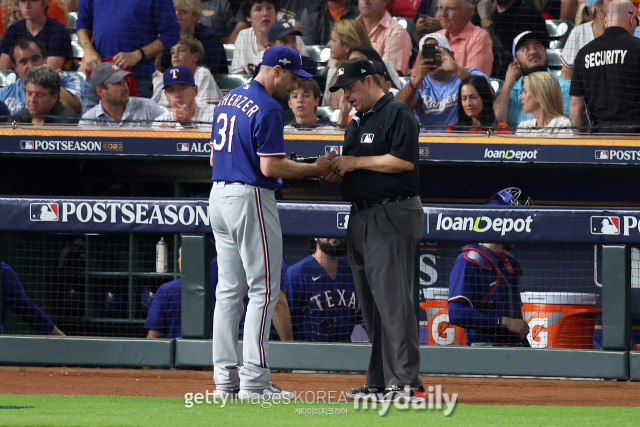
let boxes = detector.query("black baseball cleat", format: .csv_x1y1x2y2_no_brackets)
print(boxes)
380,385,427,403
345,385,385,401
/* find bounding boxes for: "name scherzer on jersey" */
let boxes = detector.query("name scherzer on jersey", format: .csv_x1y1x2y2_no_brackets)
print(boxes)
210,81,286,188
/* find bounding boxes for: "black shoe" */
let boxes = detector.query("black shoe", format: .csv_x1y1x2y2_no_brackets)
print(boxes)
381,385,427,402
345,385,385,400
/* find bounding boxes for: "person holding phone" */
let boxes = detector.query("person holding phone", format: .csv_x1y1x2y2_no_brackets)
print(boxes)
395,32,489,132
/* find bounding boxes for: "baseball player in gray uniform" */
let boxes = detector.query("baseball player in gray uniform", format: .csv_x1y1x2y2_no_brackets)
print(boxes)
208,45,334,400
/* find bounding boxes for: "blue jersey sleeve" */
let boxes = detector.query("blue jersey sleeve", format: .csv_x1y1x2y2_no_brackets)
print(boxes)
1,262,55,334
255,108,286,157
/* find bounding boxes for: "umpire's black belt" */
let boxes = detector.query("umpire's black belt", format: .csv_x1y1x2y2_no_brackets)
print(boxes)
351,195,417,212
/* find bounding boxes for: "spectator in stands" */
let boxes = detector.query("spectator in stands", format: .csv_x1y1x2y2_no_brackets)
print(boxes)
323,19,371,107
152,36,222,108
414,0,442,47
0,0,71,32
11,65,79,123
283,238,361,342
76,0,181,113
80,62,166,127
356,0,414,75
158,0,228,74
494,31,570,130
267,20,316,77
570,0,640,134
231,0,308,74
448,187,530,347
285,77,333,129
395,33,489,132
479,0,548,71
0,0,71,71
199,0,238,43
515,71,572,134
1,261,65,336
348,44,403,90
0,37,81,114
561,0,610,80
436,0,494,76
153,66,215,128
445,74,512,133
299,0,359,45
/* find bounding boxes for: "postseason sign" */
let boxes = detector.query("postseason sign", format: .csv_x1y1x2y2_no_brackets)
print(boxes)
3,198,640,243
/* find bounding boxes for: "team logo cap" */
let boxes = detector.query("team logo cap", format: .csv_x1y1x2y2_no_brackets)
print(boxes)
329,58,376,92
90,62,132,89
261,45,312,77
268,20,303,44
163,65,195,89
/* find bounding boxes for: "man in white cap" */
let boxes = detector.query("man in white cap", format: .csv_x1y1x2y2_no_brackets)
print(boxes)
493,30,571,129
395,32,489,132
80,62,166,127
153,65,215,128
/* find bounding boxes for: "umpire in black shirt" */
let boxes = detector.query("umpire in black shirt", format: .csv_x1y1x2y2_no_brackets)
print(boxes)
570,0,640,134
326,58,425,402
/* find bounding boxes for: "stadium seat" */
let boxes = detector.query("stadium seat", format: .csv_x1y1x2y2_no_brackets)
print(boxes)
212,73,252,94
545,19,574,49
490,78,504,94
223,44,234,66
546,48,563,70
0,70,17,87
393,16,415,39
306,45,329,64
398,76,411,88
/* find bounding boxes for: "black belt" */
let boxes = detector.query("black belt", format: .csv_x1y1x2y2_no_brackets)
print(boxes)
351,195,416,212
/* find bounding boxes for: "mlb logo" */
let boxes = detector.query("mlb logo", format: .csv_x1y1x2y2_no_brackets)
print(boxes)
20,140,35,150
325,145,342,155
337,212,350,229
30,203,59,221
361,133,374,144
595,150,609,160
590,216,620,235
177,143,190,152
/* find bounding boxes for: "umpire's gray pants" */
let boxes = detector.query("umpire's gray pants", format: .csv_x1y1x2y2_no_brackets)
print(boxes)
347,196,423,388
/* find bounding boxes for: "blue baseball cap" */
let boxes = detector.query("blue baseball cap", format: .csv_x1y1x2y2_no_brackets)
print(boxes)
163,65,195,89
260,45,312,77
268,20,302,43
487,187,533,206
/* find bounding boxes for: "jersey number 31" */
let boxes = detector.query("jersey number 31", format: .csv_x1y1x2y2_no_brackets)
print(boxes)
212,113,237,153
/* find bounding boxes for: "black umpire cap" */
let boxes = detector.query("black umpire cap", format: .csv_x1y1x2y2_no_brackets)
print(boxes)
329,58,376,92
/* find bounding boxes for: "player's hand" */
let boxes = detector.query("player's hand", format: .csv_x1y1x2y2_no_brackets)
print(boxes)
504,59,521,87
113,50,141,69
502,317,530,338
314,150,336,176
329,155,358,176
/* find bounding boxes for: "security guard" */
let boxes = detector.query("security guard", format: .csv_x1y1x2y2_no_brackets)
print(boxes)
570,0,640,133
325,58,425,403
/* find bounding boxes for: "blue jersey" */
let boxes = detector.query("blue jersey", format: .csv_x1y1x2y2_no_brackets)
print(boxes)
448,244,523,345
210,80,286,190
144,278,182,338
1,262,55,334
283,256,361,342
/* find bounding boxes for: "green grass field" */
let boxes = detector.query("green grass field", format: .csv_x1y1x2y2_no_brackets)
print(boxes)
1,394,639,427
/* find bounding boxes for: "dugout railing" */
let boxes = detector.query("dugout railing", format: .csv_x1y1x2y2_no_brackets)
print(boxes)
0,198,636,380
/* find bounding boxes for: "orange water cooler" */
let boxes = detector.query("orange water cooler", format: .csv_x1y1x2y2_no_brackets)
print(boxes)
420,287,466,346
